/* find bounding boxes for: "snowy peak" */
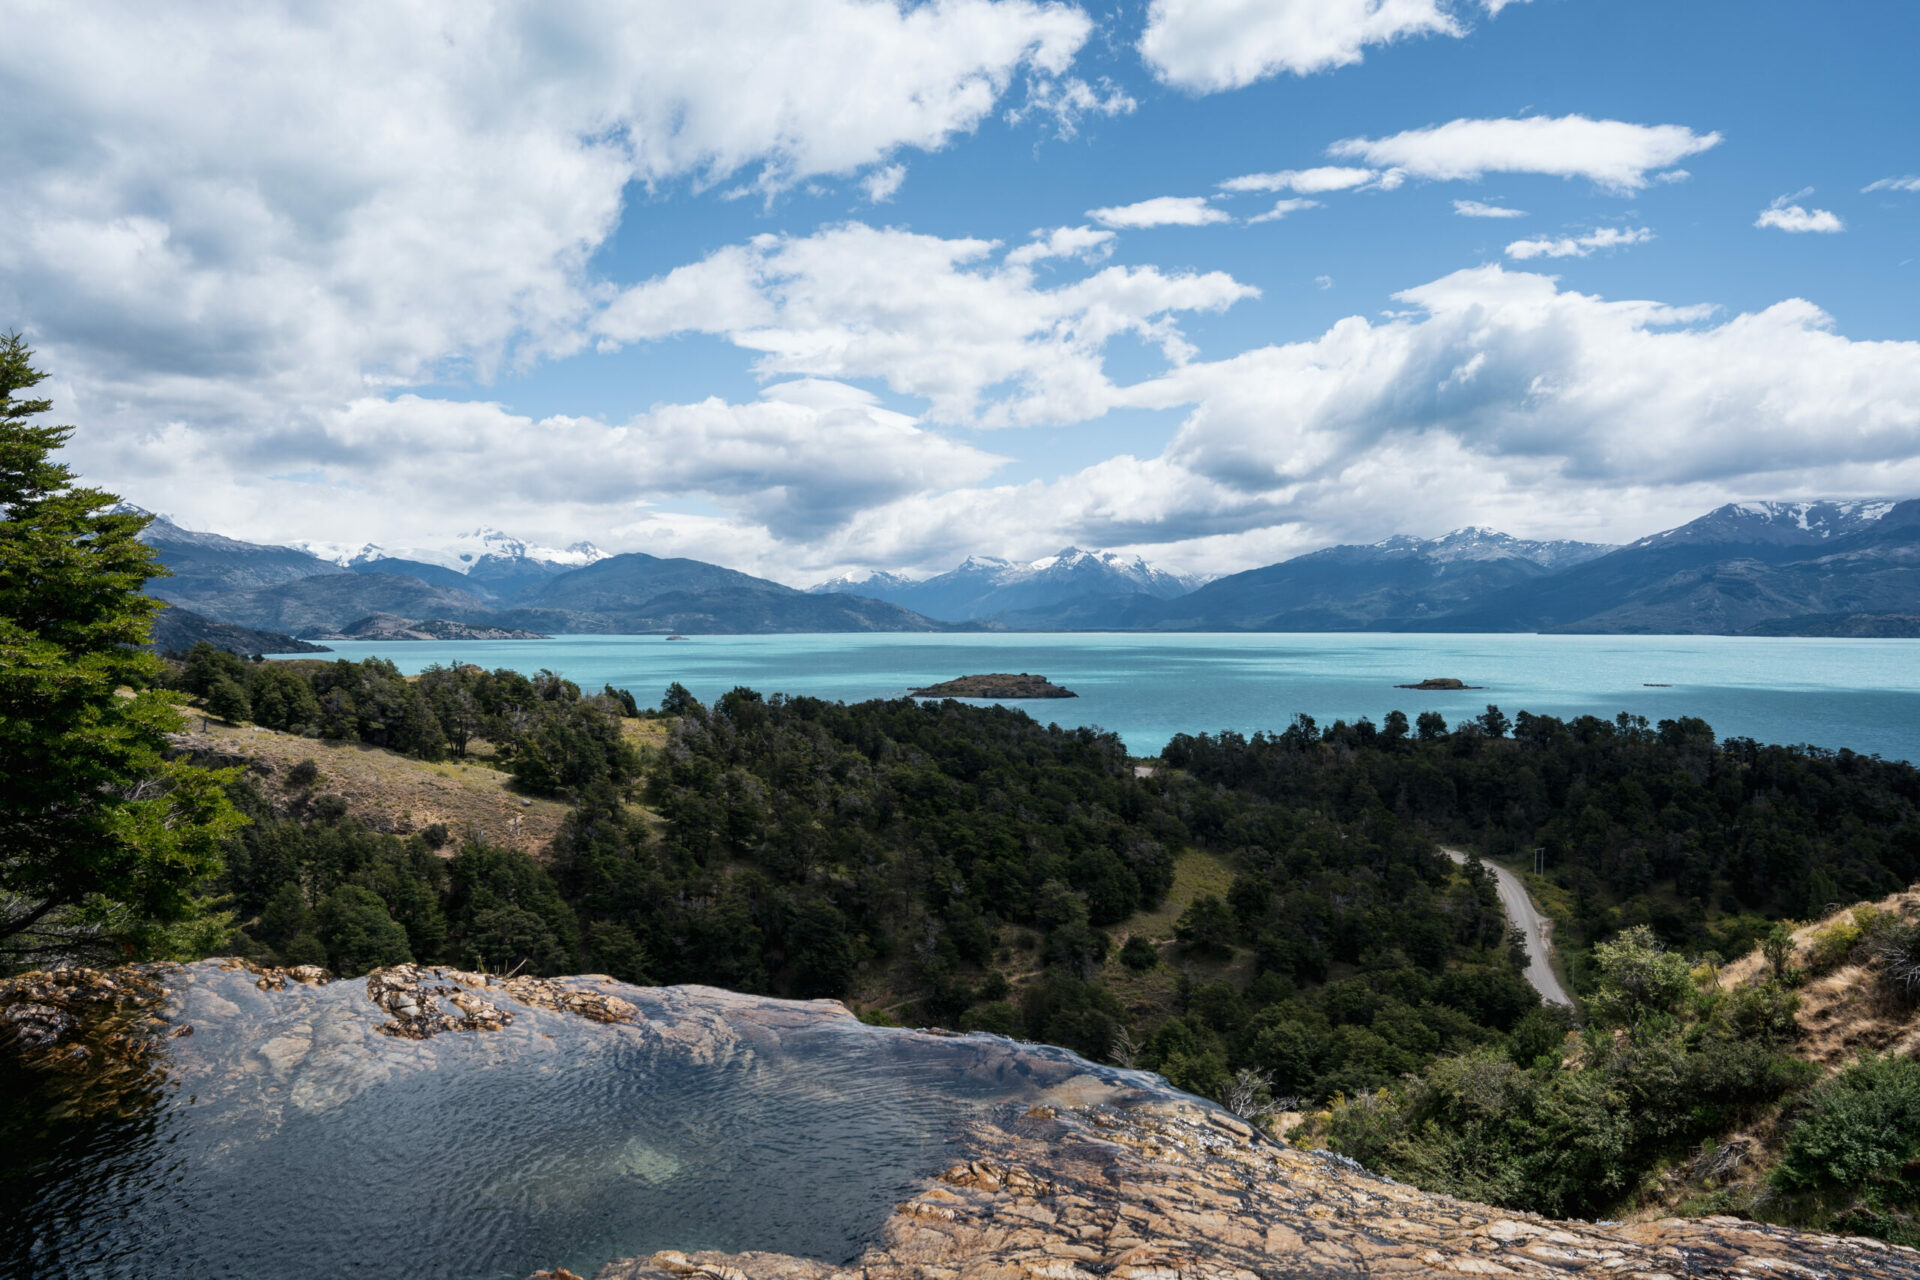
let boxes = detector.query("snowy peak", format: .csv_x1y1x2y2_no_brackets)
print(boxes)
806,569,921,596
453,527,609,569
808,546,1204,620
297,528,610,573
1356,528,1614,571
1636,500,1897,549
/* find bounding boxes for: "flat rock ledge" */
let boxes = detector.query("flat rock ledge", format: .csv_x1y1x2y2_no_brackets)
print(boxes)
572,1098,1917,1280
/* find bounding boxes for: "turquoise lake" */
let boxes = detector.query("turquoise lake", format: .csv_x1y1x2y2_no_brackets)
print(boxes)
284,633,1920,762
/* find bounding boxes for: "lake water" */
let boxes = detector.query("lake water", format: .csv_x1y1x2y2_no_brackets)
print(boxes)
284,632,1920,762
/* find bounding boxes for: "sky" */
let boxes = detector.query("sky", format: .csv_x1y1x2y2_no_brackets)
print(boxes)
4,0,1918,584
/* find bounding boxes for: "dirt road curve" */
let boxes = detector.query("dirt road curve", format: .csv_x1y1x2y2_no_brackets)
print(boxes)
1443,849,1573,1007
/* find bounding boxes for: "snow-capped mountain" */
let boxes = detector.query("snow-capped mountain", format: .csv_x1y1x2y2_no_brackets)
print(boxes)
806,568,922,596
300,527,609,573
811,547,1205,621
1631,501,1897,549
1364,527,1616,571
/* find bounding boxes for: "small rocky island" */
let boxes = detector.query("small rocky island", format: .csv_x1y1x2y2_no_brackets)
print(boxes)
910,673,1077,699
1395,676,1483,690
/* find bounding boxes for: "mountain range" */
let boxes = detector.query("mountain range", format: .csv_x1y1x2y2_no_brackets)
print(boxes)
809,547,1206,622
126,499,1920,648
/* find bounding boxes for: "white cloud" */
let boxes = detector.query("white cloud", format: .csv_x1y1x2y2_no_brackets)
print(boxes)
1219,166,1382,194
1087,195,1233,228
1009,75,1137,138
1120,266,1920,508
1330,115,1723,192
108,379,1007,555
1505,226,1653,259
1453,199,1527,218
1756,192,1844,233
862,164,907,204
595,222,1257,426
1315,276,1334,290
1005,224,1117,266
1141,0,1462,90
1653,169,1691,184
1248,198,1321,224
3,0,1096,477
1864,176,1920,193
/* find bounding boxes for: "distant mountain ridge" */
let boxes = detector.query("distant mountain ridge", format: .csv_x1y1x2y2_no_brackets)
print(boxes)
120,499,1919,637
811,546,1206,622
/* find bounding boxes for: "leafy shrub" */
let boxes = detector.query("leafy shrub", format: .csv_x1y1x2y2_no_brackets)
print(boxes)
1120,934,1160,971
1774,1055,1920,1244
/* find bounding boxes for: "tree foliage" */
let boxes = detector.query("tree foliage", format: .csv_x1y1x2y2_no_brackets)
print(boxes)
0,334,242,967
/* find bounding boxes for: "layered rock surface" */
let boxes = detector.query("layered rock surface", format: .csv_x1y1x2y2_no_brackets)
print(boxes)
583,1096,1918,1280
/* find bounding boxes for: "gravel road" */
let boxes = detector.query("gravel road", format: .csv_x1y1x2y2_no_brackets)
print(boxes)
1443,848,1573,1006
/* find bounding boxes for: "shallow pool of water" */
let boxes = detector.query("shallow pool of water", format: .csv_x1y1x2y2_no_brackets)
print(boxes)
2,965,1169,1280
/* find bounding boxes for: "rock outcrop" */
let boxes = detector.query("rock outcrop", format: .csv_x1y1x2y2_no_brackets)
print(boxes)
588,1098,1918,1280
7,961,1915,1280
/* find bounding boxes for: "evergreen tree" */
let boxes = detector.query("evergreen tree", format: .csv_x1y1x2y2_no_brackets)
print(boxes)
0,333,243,967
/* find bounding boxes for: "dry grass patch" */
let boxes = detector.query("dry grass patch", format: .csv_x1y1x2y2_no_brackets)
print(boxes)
172,720,573,856
1121,849,1236,942
1718,886,1920,1073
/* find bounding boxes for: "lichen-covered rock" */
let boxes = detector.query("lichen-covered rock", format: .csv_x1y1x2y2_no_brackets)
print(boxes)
500,974,639,1024
588,1098,1920,1280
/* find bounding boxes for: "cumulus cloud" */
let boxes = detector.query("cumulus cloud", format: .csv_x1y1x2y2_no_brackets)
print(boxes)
862,164,907,204
1756,192,1845,233
1087,195,1233,228
1248,199,1321,224
3,0,1095,461
1219,166,1384,194
1505,226,1653,259
1864,176,1920,193
765,269,1920,575
1005,224,1117,266
1140,0,1486,90
107,378,1006,556
1454,199,1527,218
595,222,1257,426
1117,267,1920,506
1330,115,1723,192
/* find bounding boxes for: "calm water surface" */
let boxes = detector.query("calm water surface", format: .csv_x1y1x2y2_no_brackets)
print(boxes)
6,965,1167,1280
287,632,1920,761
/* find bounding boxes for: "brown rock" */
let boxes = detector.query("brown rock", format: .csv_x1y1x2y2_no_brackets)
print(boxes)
588,1100,1920,1280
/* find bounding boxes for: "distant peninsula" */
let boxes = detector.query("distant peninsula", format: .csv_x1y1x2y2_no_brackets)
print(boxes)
1395,677,1483,690
911,673,1077,699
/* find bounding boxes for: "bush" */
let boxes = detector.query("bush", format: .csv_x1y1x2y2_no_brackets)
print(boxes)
287,759,321,788
1120,934,1160,971
1774,1055,1920,1243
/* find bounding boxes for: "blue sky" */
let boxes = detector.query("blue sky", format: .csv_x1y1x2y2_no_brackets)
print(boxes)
5,0,1917,582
